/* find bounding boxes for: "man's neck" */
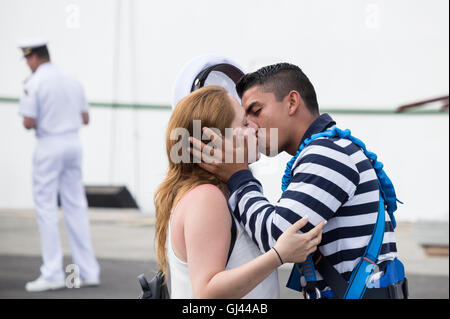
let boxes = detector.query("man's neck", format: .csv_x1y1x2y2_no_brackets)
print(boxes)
286,113,318,156
32,59,50,73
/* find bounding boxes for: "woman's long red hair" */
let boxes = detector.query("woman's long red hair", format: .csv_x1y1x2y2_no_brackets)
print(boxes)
154,85,235,279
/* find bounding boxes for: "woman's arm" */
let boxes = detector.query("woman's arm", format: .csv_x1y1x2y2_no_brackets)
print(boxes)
183,184,323,299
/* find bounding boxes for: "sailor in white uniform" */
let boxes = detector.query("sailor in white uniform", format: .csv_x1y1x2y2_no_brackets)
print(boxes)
18,38,100,292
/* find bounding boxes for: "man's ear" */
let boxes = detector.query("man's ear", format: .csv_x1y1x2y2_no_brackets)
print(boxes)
287,90,301,116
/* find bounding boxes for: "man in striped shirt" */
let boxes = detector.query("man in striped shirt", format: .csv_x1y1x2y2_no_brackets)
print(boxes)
193,63,401,297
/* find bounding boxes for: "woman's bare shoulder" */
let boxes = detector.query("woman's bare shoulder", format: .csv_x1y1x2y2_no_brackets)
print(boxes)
184,184,227,203
179,184,229,219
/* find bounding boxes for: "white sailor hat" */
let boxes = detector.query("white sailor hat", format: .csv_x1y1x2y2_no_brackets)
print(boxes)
172,55,246,109
17,37,48,57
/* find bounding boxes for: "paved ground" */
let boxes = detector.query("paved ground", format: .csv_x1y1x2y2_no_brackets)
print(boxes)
0,209,448,299
0,254,448,299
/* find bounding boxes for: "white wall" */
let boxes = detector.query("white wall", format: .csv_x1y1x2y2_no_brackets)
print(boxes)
0,0,448,222
1,101,448,222
1,0,448,105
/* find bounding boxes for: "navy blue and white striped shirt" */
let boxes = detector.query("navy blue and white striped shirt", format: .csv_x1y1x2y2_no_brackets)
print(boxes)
227,114,398,291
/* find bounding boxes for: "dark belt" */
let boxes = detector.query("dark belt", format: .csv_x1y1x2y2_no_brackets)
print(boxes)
308,279,409,299
311,251,409,299
363,278,409,299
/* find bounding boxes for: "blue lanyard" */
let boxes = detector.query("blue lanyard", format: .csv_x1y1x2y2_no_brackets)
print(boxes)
282,126,401,227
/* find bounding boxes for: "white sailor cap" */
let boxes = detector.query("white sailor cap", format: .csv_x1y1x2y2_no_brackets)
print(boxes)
17,37,48,57
172,55,246,109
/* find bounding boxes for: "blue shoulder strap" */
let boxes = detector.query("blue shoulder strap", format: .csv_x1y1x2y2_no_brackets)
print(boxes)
344,190,385,298
283,127,402,298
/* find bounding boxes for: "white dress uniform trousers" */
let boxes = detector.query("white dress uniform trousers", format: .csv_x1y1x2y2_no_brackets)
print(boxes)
19,62,100,282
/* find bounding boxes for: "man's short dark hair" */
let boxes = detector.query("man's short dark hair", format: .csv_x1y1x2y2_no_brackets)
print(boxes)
30,46,50,61
236,63,319,115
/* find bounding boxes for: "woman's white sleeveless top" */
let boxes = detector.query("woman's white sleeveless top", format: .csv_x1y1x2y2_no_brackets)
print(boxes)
167,215,280,299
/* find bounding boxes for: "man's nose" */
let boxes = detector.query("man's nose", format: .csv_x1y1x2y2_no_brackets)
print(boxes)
247,119,259,131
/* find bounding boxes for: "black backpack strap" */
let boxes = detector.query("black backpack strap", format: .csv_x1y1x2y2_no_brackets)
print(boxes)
137,271,170,299
227,217,237,263
312,251,347,298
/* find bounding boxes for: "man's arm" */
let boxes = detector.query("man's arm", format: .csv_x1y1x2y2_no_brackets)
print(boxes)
191,128,359,253
185,184,324,298
19,82,38,129
77,79,89,125
226,141,360,253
